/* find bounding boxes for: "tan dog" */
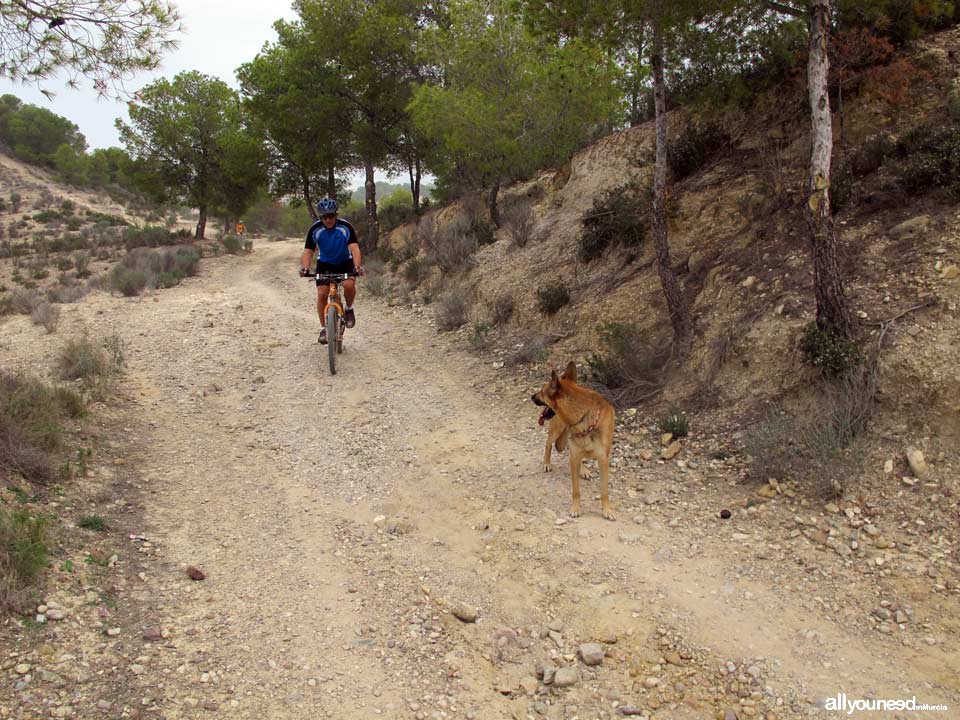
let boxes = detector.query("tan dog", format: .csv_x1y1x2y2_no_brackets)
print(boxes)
532,362,616,520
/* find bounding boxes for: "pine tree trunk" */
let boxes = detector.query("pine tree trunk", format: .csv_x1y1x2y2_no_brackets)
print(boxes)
651,29,692,359
409,157,422,214
196,205,207,240
807,0,854,339
302,170,317,221
364,159,379,252
327,164,336,198
489,180,501,228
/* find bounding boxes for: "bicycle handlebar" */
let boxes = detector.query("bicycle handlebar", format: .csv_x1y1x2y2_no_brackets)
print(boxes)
302,271,360,281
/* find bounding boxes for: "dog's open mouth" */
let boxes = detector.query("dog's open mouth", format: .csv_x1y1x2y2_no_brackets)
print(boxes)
538,407,556,427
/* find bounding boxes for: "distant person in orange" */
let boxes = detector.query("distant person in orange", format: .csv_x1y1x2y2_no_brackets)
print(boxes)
236,220,246,238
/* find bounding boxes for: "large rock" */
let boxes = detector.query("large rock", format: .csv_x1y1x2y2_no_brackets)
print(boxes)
906,448,928,479
661,441,682,460
579,643,605,666
687,251,707,275
888,215,931,241
451,602,478,623
553,667,579,688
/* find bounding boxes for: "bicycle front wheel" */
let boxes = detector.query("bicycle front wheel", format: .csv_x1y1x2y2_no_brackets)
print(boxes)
326,305,338,374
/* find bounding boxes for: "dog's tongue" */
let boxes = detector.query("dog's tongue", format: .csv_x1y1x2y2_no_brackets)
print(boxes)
538,408,548,427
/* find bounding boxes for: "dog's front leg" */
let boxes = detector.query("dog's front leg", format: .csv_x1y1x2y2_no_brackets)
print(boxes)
568,448,583,517
598,455,616,521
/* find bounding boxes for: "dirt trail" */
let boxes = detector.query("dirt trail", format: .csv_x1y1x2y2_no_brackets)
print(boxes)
3,241,957,720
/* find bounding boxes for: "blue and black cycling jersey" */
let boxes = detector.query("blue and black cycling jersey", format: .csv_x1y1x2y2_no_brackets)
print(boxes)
304,218,359,264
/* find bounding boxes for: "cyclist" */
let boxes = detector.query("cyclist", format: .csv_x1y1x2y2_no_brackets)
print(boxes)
298,197,363,345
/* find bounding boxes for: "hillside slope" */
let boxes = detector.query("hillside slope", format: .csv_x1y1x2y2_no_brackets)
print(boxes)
385,27,960,453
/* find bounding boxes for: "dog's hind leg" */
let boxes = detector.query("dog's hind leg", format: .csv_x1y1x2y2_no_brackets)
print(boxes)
568,447,583,517
598,454,616,521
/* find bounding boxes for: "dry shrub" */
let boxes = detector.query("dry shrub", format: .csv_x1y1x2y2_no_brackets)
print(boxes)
502,201,535,248
30,301,60,333
47,284,88,304
425,214,477,273
490,291,514,326
507,334,549,366
58,335,124,384
745,364,877,497
586,322,671,407
9,288,42,315
435,289,469,331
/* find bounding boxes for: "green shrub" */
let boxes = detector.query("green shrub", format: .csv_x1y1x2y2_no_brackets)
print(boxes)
851,133,895,177
889,122,960,197
669,119,730,180
109,267,148,296
659,410,690,438
579,185,648,262
122,225,190,250
221,234,242,254
0,372,84,484
108,246,200,296
78,515,107,531
800,323,863,377
0,509,48,612
830,160,854,212
536,280,570,315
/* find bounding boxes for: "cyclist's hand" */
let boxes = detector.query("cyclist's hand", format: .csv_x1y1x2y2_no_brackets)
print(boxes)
298,266,309,277
356,266,365,277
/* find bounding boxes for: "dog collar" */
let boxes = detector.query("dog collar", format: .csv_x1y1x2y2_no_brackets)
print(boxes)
573,410,601,438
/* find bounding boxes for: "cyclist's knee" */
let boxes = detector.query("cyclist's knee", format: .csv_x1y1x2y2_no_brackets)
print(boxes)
343,279,356,292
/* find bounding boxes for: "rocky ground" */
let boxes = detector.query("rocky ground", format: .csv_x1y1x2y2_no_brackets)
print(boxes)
1,240,957,720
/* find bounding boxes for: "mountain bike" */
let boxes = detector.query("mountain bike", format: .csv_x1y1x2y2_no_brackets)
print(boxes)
306,271,358,375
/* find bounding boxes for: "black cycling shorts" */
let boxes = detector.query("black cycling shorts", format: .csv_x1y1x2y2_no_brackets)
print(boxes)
315,258,356,284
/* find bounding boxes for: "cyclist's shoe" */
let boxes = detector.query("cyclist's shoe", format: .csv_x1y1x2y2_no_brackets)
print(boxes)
344,307,356,328
318,328,328,345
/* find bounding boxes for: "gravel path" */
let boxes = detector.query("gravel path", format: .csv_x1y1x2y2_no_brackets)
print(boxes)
1,240,957,720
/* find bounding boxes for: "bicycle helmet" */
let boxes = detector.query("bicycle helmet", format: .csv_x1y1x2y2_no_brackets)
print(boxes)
317,197,338,215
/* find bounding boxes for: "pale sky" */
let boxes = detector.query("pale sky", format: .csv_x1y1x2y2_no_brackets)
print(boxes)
0,0,297,150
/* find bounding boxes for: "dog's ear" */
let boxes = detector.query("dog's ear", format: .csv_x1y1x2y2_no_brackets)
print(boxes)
561,361,577,382
549,369,560,393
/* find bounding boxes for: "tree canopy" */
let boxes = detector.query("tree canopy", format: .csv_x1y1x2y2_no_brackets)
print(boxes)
117,71,266,238
0,0,182,97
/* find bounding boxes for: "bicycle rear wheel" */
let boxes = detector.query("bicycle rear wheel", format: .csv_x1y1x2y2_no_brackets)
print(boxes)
326,305,338,374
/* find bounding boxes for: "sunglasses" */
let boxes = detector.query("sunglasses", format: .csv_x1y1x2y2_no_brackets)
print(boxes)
321,213,337,220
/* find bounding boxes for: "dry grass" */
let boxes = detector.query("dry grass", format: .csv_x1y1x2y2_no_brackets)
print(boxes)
745,363,878,497
586,322,672,407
